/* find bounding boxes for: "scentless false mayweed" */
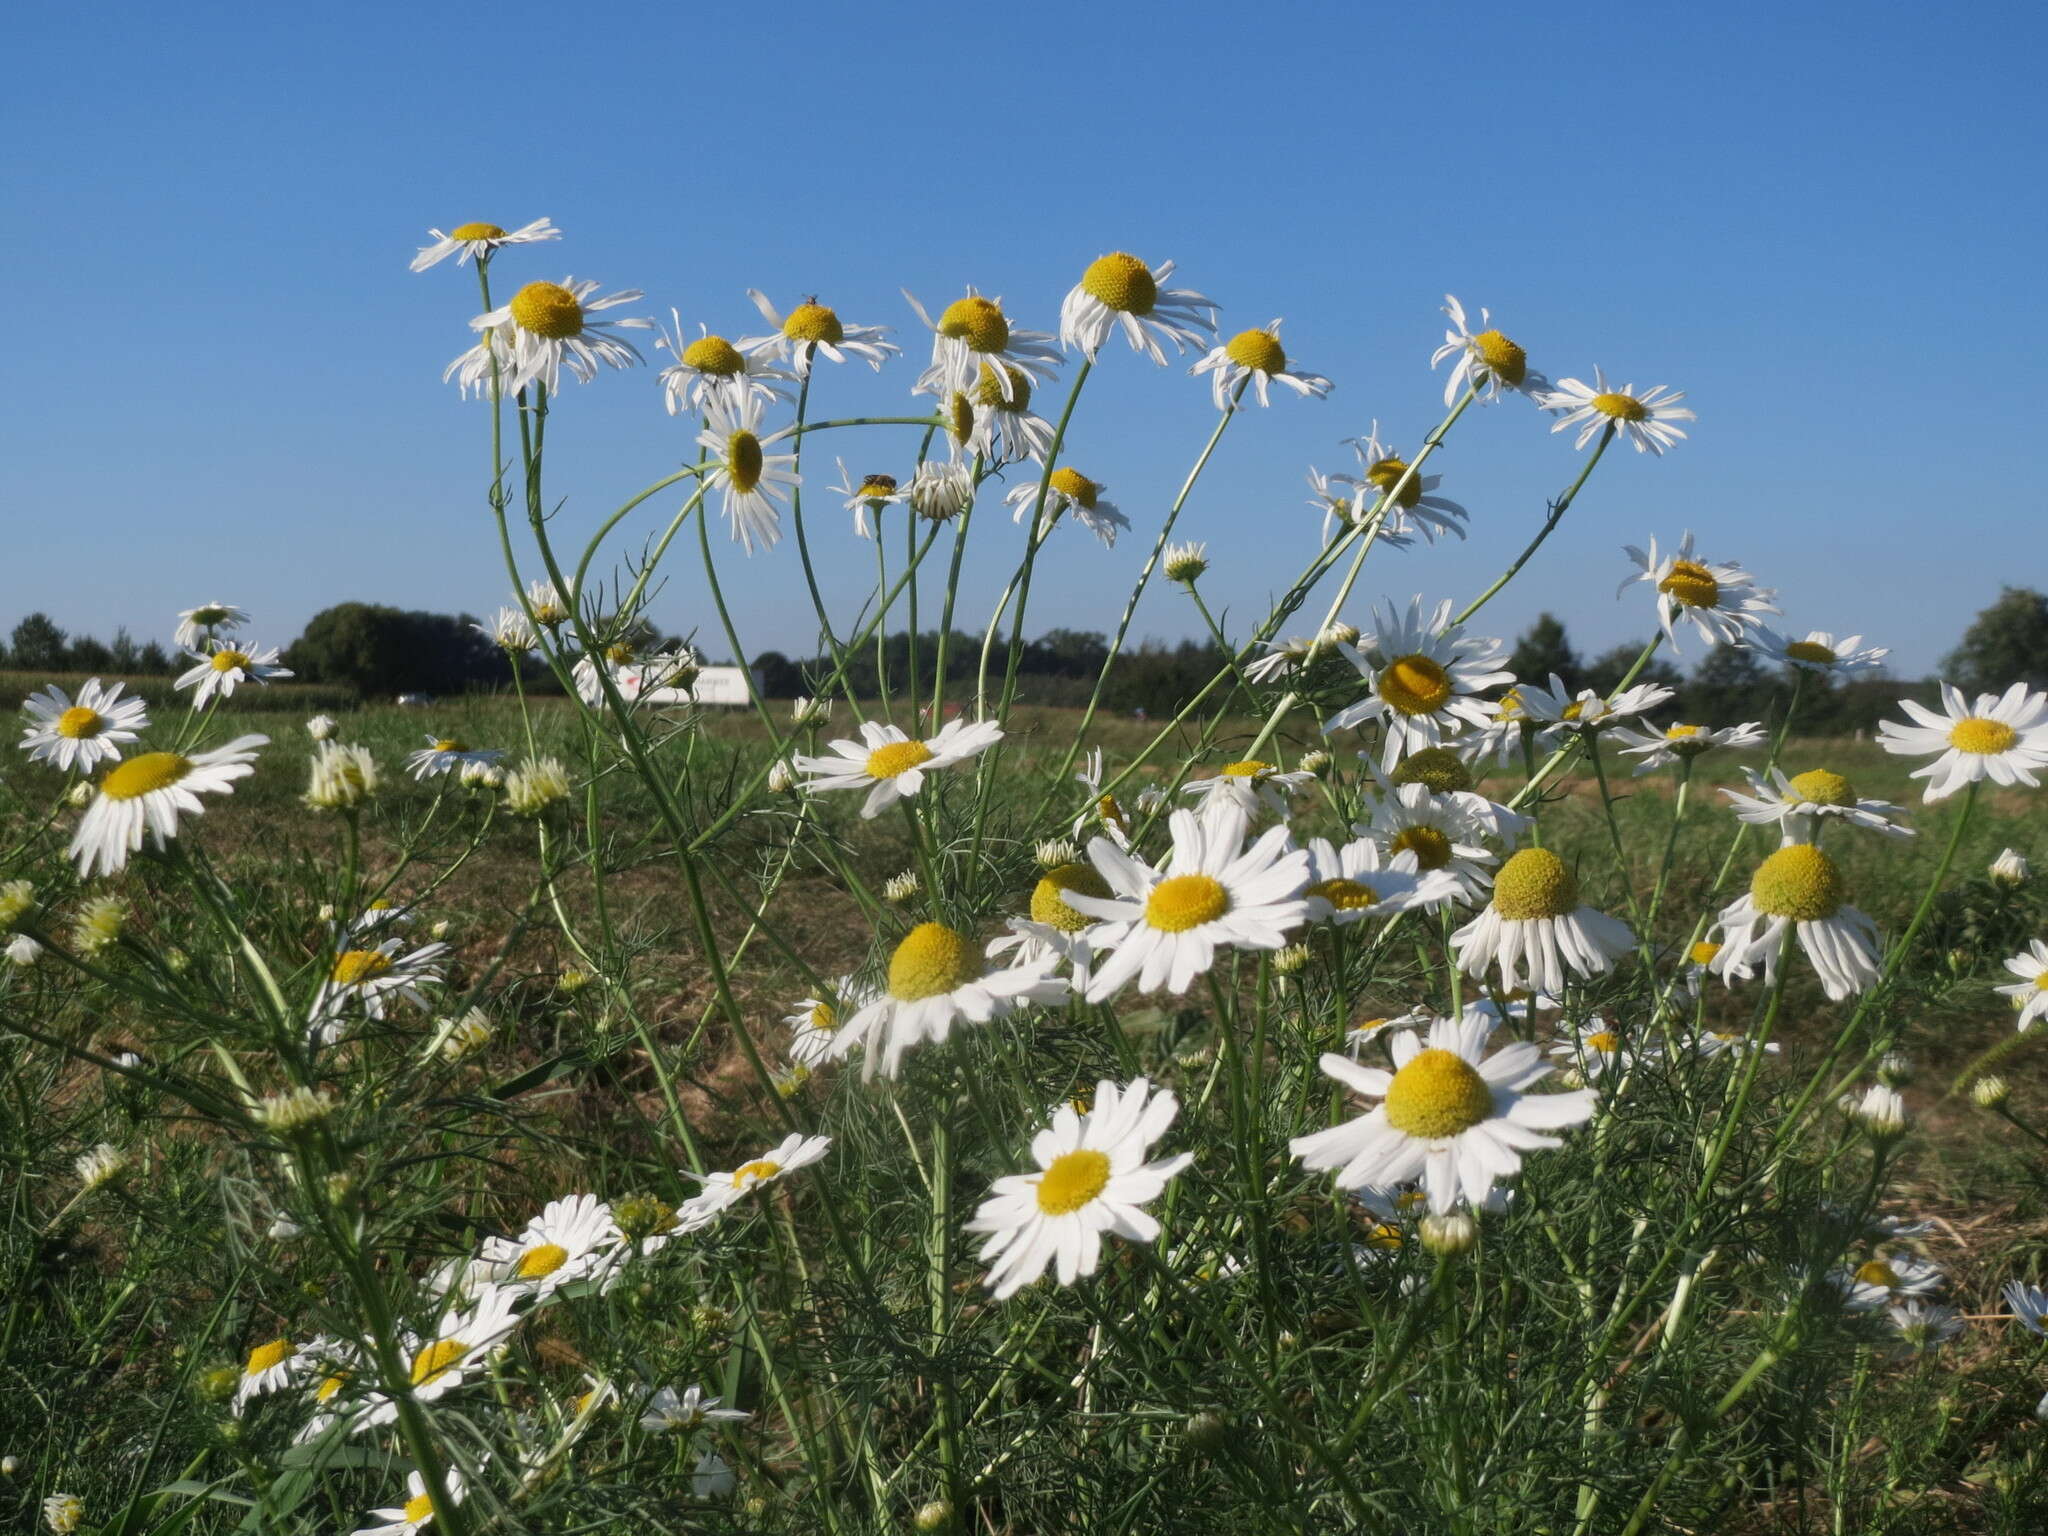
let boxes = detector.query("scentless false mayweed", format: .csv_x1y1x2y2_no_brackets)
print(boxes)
409,216,557,271
1060,251,1217,363
449,276,651,397
19,679,150,773
1451,847,1637,994
741,289,898,377
1619,532,1778,651
75,1142,130,1192
1989,847,2031,887
253,1086,337,1133
1432,295,1549,406
904,288,1062,401
792,717,1003,818
174,600,252,652
1720,765,1914,839
1190,318,1332,410
1539,366,1694,454
1709,840,1881,1001
833,922,1068,1078
1163,540,1210,583
1325,596,1513,767
1996,939,2048,1030
1877,681,2048,802
503,755,574,815
305,742,379,811
70,894,128,954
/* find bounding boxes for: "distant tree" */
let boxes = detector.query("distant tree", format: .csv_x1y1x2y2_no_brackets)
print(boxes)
9,613,69,670
1681,644,1773,722
1942,587,2048,695
1508,613,1581,690
752,650,803,697
136,640,173,675
1583,642,1682,699
285,603,507,697
67,635,114,671
108,627,140,672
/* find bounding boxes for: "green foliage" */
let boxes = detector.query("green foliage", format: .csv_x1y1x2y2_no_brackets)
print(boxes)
1944,586,2048,696
283,602,510,698
1509,611,1582,689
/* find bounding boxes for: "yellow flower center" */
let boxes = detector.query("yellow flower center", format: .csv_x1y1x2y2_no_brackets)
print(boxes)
1048,466,1098,509
1308,877,1380,911
973,360,1033,411
1388,825,1453,870
1035,1148,1112,1215
510,281,584,340
450,222,505,241
1689,940,1721,965
1365,455,1422,509
1494,687,1525,721
938,295,1009,353
887,922,980,1001
605,642,636,665
1949,717,2016,755
782,302,844,344
1376,654,1454,716
516,1242,570,1279
866,739,934,779
56,706,105,739
245,1337,294,1375
1470,329,1526,385
434,738,466,753
807,1000,837,1033
1854,1259,1901,1289
1220,759,1270,779
1384,1048,1495,1138
1750,843,1844,922
1362,1221,1404,1251
1390,747,1473,793
727,430,764,493
1657,559,1720,610
944,391,975,443
331,949,395,987
1584,1030,1621,1054
683,335,745,375
733,1158,783,1188
101,751,192,800
316,1372,347,1402
1788,769,1856,807
1097,792,1128,832
211,649,251,673
1591,390,1648,421
1144,873,1229,932
1224,328,1286,374
1031,863,1112,933
1560,700,1588,722
1785,640,1838,666
1080,252,1157,315
857,474,898,499
1492,848,1580,921
403,1493,437,1524
410,1337,470,1386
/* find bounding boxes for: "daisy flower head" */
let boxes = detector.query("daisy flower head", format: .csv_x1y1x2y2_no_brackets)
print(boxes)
656,311,793,417
410,216,557,272
1620,532,1779,652
1610,719,1766,774
1190,318,1331,409
904,287,1061,401
1290,1010,1597,1214
1845,1082,1908,1138
689,1133,832,1216
1720,765,1913,839
406,735,505,781
1060,252,1217,364
1690,1024,1781,1059
1709,840,1880,1001
174,601,250,652
1344,422,1469,544
1887,1300,1963,1351
907,458,976,523
1990,847,2031,887
1831,1252,1942,1311
176,642,292,707
1877,681,2048,802
1359,781,1501,902
476,606,538,652
1305,464,1378,546
1754,628,1890,679
786,976,874,1065
20,680,149,773
234,1334,304,1412
831,923,1068,1079
1996,939,2048,1031
305,742,379,811
1301,836,1462,925
361,1287,521,1428
309,936,449,1039
792,716,1002,818
523,578,571,628
1066,803,1311,1001
354,1469,468,1536
481,1193,619,1299
1450,847,1637,994
1372,747,1530,841
832,459,907,539
449,276,651,397
1540,365,1694,454
1181,757,1317,820
69,734,266,878
1517,674,1677,741
641,1382,750,1434
966,363,1061,463
741,289,897,377
967,1076,1194,1300
2004,1279,2048,1336
1547,1019,1656,1081
1325,596,1514,768
1431,295,1548,406
697,393,801,554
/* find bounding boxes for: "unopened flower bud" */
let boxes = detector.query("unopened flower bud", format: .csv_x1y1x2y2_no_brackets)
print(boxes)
1419,1211,1479,1256
67,782,94,809
74,1143,129,1191
883,871,921,904
1272,943,1311,975
1876,1051,1914,1087
1183,1410,1228,1451
198,1365,240,1403
767,760,796,794
790,696,831,728
1970,1074,2010,1109
557,968,592,995
1989,848,2031,888
1162,541,1209,584
1849,1083,1906,1140
1035,838,1080,869
254,1086,336,1133
1296,750,1331,777
306,715,338,741
913,1499,954,1531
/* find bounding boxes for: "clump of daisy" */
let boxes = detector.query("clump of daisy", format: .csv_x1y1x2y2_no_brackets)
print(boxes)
174,601,251,652
1610,720,1765,773
69,736,267,878
1997,939,2048,1030
791,717,1001,819
1709,840,1880,1001
305,742,379,811
1877,681,2048,802
19,680,150,773
1539,366,1694,454
504,756,574,815
1059,252,1217,363
1431,295,1548,405
1325,596,1512,767
1619,532,1778,651
1451,847,1637,994
1753,628,1889,679
831,922,1067,1079
410,216,557,271
1720,766,1912,839
176,642,293,707
449,276,651,397
741,289,897,378
1190,318,1331,409
967,1077,1194,1299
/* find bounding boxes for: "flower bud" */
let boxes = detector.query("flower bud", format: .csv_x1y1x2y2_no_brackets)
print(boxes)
1296,750,1331,777
1183,1410,1228,1451
1272,943,1311,976
1419,1211,1479,1256
1970,1074,2010,1108
306,714,338,741
1876,1051,1914,1087
1162,541,1209,584
1989,847,2031,888
883,871,921,904
67,782,94,809
767,760,796,794
1848,1083,1906,1140
198,1365,241,1403
790,695,831,727
913,1499,954,1532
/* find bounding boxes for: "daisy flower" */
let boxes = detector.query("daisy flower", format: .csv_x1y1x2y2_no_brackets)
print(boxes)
173,601,250,652
989,860,1118,988
1070,746,1136,845
904,288,1061,402
1516,675,1677,741
475,606,538,652
1610,720,1766,774
1290,1011,1598,1213
176,642,293,707
1539,366,1694,454
1305,464,1388,546
641,1382,750,1433
1996,939,2048,1031
967,363,1061,463
967,1076,1193,1300
1845,1082,1907,1138
1190,318,1331,409
1619,532,1779,651
1720,766,1913,839
1059,252,1217,363
20,680,149,772
697,393,801,554
1877,681,2048,802
481,1193,619,1299
1708,840,1880,1001
1431,295,1548,406
1344,422,1469,544
1547,1020,1655,1081
360,1286,521,1428
523,578,571,628
740,289,897,377
1359,782,1501,903
2003,1280,2048,1335
406,735,506,781
1990,848,2031,886
1362,754,1530,846
1450,848,1637,994
1887,1300,1963,1351
309,936,449,1037
1007,468,1128,547
1325,597,1513,768
832,460,907,539
688,1133,833,1215
233,1335,304,1412
43,1496,85,1535
1831,1252,1943,1311
791,716,1002,818
1300,836,1462,925
69,735,266,878
353,1469,467,1536
410,216,557,272
1181,757,1317,819
448,277,651,397
1690,1026,1782,1059
830,924,1068,1079
1065,804,1311,1001
786,976,873,1066
656,311,792,416
1753,628,1889,679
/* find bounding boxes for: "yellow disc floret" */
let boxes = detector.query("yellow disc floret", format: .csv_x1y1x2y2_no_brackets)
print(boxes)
1307,878,1381,911
938,295,1009,353
1224,328,1286,374
210,649,251,673
1590,391,1649,422
56,706,105,739
1657,559,1720,610
1388,825,1453,870
403,1494,437,1524
1384,1048,1495,1138
1689,939,1722,965
1376,654,1453,716
245,1338,294,1375
1080,252,1158,315
1048,467,1099,509
1031,863,1112,933
1784,640,1839,666
331,949,395,987
410,1337,470,1386
1949,717,2016,755
1788,769,1856,807
973,361,1034,410
101,751,192,800
1220,759,1270,779
1390,747,1473,794
727,430,764,493
781,302,844,345
1750,843,1844,922
866,739,934,780
684,335,745,375
1492,848,1579,921
516,1243,570,1279
1854,1258,1901,1289
733,1158,782,1188
1365,455,1422,509
1584,1030,1621,1054
1471,329,1527,386
1035,1147,1111,1214
1145,873,1229,932
511,281,584,339
887,922,979,1001
450,222,506,241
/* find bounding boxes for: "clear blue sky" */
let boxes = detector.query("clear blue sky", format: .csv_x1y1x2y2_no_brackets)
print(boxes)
10,0,2044,678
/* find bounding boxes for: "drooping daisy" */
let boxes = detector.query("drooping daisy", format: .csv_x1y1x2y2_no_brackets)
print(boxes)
785,976,874,1065
1290,1011,1598,1213
1888,1300,1964,1351
176,642,293,706
830,924,1068,1079
173,601,251,652
361,1285,521,1427
410,217,557,272
1610,720,1766,774
1996,939,2048,1031
832,460,907,539
1005,466,1128,546
1877,681,2048,802
967,363,1060,463
697,393,801,554
233,1334,304,1412
1450,847,1637,994
1619,532,1779,651
481,1193,620,1299
967,1076,1193,1300
907,458,976,523
1430,295,1548,406
1720,766,1913,839
1358,781,1501,903
1325,597,1513,767
1065,804,1311,1001
20,680,150,772
688,1133,833,1216
309,936,449,1037
1180,757,1317,819
405,735,506,781
1300,836,1462,925
353,1468,467,1536
1844,1082,1907,1138
1344,422,1468,544
1515,675,1677,742
523,578,571,628
740,289,897,377
791,717,1002,818
1190,318,1332,410
1059,252,1217,364
1539,366,1694,454
1753,628,1889,679
1305,464,1387,546
1831,1252,1943,1311
986,860,1116,991
1708,840,1880,1001
69,735,267,878
448,277,651,397
43,1495,85,1535
475,606,538,652
655,311,793,417
640,1382,750,1433
904,288,1061,402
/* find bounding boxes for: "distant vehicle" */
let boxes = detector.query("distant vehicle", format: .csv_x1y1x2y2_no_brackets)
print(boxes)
636,665,760,708
395,692,436,707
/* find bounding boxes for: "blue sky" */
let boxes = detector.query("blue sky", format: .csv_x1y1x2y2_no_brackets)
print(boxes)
10,1,2044,678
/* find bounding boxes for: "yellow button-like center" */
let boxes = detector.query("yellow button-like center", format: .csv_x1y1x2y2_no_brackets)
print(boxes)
331,949,395,987
1788,769,1856,807
316,1372,347,1402
727,430,764,493
56,706,105,739
245,1337,293,1375
1854,1259,1901,1289
1388,825,1453,870
450,221,506,241
856,474,897,499
1492,847,1579,921
510,281,584,340
1471,329,1526,385
1750,843,1844,922
410,1337,470,1386
1376,654,1453,716
1384,1048,1495,1138
683,335,744,375
1584,1030,1620,1053
1591,390,1648,421
1949,717,2016,755
403,1493,437,1524
1784,640,1838,665
866,739,934,779
1080,252,1157,315
1035,1147,1111,1214
210,649,251,673
1657,559,1720,610
516,1242,570,1279
1689,939,1721,965
1308,877,1380,911
733,1158,783,1188
938,295,1009,353
434,738,466,753
1048,466,1098,509
1144,873,1228,932
101,751,192,801
1031,863,1112,933
1224,328,1286,373
1365,455,1422,509
973,360,1033,411
1220,758,1270,779
782,302,844,344
888,922,979,1001
1390,747,1472,793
